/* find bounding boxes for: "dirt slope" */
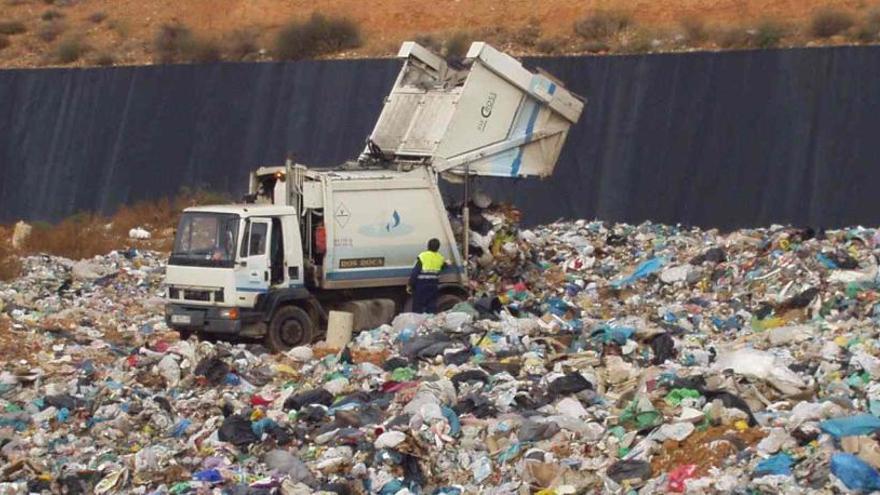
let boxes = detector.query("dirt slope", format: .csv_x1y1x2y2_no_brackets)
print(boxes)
0,0,873,67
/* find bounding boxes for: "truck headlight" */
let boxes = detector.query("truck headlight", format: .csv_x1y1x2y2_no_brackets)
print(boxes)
218,308,239,320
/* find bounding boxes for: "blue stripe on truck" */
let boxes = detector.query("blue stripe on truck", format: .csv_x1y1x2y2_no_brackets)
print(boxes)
326,268,412,281
326,266,463,281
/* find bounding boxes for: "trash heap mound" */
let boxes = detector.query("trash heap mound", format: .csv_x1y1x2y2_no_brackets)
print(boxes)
3,222,880,493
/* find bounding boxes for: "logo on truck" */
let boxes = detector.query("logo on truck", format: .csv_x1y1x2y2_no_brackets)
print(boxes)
359,210,414,237
477,92,497,132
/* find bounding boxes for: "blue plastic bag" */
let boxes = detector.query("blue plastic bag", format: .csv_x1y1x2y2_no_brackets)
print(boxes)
591,324,636,345
251,418,277,437
379,479,405,495
820,414,880,438
169,418,191,438
754,453,794,476
442,406,461,438
612,257,665,288
432,488,463,495
193,468,223,483
831,453,880,491
817,253,839,269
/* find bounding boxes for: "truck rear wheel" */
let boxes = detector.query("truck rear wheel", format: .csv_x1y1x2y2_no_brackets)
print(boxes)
437,293,465,312
267,305,314,352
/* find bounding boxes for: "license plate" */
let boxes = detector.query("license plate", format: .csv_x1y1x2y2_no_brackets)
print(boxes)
171,314,191,325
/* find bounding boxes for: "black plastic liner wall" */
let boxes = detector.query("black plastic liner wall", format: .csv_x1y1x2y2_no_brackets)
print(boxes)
2,46,880,229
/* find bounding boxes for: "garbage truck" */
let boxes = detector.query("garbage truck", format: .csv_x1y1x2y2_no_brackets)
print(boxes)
164,41,585,351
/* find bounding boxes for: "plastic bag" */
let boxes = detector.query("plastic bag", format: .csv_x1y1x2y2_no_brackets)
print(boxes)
831,453,880,491
820,414,880,438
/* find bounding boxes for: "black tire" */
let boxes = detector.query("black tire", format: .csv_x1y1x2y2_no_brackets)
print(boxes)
267,305,314,352
437,293,465,313
174,328,193,341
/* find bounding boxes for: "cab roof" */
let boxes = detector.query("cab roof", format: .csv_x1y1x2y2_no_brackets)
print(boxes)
183,204,297,217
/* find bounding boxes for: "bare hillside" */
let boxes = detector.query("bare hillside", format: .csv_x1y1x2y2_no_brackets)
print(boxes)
0,0,875,67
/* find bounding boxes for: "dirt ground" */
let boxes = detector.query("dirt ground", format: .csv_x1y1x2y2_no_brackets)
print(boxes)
0,0,873,68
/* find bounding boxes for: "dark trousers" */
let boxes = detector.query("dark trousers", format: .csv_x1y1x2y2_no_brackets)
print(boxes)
412,278,439,314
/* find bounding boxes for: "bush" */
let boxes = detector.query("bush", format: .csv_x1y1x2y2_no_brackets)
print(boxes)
574,10,632,42
154,23,195,63
444,31,471,58
108,19,129,37
0,35,8,51
679,17,708,43
614,28,656,54
155,23,225,63
93,51,114,66
535,37,559,54
275,13,362,60
226,28,259,60
852,8,880,42
753,19,787,48
581,40,610,53
810,8,854,38
715,26,752,49
37,20,64,42
88,11,106,24
413,33,441,52
412,31,472,58
189,39,222,63
0,21,26,35
41,9,64,21
55,36,86,63
510,19,542,48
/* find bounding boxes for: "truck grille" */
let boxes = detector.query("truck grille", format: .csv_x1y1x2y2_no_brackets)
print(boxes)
183,289,211,301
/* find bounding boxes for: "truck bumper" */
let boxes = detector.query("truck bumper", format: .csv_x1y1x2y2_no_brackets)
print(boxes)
165,304,261,335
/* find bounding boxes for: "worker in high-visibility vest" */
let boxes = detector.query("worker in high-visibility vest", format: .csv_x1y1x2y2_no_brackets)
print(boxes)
408,238,449,313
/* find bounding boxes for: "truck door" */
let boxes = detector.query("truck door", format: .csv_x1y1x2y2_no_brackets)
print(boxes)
238,218,272,292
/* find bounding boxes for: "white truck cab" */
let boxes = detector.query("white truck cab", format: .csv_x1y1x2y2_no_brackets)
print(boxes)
164,41,584,351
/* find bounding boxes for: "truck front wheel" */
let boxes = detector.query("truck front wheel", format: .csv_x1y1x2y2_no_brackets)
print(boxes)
267,305,314,352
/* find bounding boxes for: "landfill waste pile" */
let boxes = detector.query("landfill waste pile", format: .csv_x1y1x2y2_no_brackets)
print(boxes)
5,221,880,493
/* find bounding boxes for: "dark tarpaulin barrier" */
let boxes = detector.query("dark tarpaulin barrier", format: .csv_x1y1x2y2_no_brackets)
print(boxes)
1,46,880,229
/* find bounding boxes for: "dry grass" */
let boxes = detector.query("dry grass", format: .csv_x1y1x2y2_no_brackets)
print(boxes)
0,190,230,275
0,35,8,51
23,213,116,260
0,226,21,281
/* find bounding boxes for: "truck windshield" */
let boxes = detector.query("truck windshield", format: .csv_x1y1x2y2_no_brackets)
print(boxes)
169,213,240,268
